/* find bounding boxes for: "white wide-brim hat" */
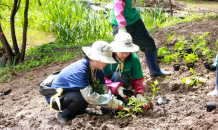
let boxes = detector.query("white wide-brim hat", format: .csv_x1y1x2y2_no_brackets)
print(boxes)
82,41,116,64
110,32,139,52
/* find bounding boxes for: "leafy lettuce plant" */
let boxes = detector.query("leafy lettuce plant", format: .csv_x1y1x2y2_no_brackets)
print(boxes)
164,54,175,63
158,45,170,57
174,36,186,52
174,52,180,64
184,53,199,63
201,47,212,62
181,68,206,87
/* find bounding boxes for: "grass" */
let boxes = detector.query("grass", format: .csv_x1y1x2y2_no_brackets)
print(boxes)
159,12,217,29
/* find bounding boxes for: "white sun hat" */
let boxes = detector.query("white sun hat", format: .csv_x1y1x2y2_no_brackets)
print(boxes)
110,32,139,52
82,41,116,63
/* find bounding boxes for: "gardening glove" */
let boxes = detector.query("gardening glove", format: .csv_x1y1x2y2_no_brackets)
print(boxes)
111,99,124,109
136,94,151,109
50,88,63,112
119,26,127,33
117,86,127,98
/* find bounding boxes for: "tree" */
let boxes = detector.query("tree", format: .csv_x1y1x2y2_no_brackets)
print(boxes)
0,0,29,65
169,0,173,16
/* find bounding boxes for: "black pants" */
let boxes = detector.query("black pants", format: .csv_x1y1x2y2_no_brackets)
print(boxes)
111,71,131,105
112,19,156,53
51,90,88,114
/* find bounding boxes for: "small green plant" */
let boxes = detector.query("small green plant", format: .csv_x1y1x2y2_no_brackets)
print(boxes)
158,45,170,57
184,53,199,63
215,40,218,51
117,96,144,118
92,79,104,94
201,47,212,62
174,36,186,51
164,54,175,63
181,68,206,88
167,32,177,45
190,32,210,53
164,76,170,79
148,79,160,98
174,52,180,64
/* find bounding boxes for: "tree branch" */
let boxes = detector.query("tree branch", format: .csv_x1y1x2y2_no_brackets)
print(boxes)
0,4,11,10
20,0,29,62
0,24,14,64
10,0,20,56
16,0,22,13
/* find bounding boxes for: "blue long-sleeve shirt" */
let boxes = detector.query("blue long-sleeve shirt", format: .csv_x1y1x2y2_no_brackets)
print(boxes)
46,58,105,102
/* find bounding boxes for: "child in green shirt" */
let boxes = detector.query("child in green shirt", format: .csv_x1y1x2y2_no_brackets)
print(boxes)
103,32,151,108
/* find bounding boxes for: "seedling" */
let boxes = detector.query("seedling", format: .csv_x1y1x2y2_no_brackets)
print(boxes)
174,36,186,52
92,79,104,94
174,52,180,64
117,96,144,118
158,45,170,57
165,76,170,79
184,53,199,63
148,79,160,98
215,40,218,52
164,54,175,63
190,32,210,54
167,32,177,46
201,47,212,63
181,68,206,89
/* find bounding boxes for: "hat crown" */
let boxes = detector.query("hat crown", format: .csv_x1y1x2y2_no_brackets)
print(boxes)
110,32,139,52
82,41,116,63
92,41,113,53
114,32,133,47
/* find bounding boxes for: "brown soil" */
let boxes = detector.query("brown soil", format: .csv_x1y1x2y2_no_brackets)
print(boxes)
1,3,218,130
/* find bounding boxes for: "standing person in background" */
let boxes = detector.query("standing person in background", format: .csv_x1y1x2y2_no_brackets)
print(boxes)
109,0,171,77
103,32,151,110
207,53,218,95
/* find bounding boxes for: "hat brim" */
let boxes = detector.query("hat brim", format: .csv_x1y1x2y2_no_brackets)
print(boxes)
110,41,139,52
82,47,116,64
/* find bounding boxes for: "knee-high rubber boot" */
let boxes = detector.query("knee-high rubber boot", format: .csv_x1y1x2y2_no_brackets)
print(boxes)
145,50,171,77
207,68,218,95
57,108,72,123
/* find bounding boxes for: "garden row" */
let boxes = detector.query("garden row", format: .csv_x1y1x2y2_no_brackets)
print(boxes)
158,32,217,71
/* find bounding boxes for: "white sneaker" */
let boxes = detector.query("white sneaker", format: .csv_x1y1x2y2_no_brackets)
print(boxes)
207,89,218,96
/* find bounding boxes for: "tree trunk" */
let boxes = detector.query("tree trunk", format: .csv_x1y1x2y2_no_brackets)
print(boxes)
20,0,29,62
0,25,15,64
10,0,20,56
169,0,173,16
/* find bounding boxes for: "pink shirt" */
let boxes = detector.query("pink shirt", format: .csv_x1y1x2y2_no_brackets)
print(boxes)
114,0,127,27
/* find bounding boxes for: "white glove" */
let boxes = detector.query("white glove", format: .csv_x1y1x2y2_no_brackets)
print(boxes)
111,99,123,109
117,86,127,98
136,93,147,104
136,94,151,109
119,26,127,33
